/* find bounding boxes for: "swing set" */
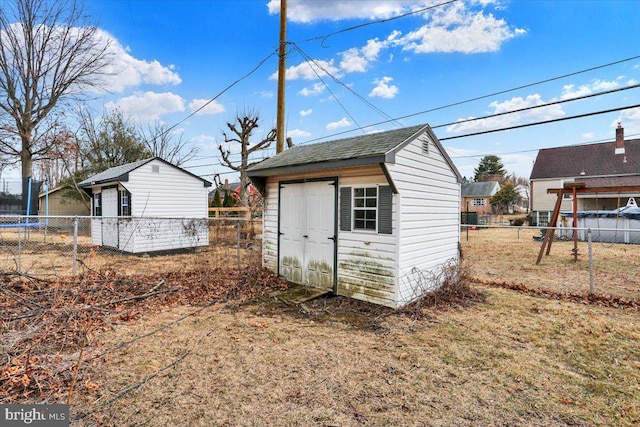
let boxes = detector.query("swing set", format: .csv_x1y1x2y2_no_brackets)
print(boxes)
536,182,640,264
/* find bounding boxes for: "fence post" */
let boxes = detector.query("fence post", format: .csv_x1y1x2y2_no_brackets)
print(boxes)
587,228,594,294
237,220,241,269
73,216,79,276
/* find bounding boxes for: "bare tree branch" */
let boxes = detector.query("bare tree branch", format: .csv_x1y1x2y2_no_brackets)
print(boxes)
0,0,112,210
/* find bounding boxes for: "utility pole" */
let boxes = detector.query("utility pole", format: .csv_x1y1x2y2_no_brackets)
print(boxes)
276,0,287,153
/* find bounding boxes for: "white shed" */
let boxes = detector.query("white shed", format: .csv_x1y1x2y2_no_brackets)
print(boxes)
79,157,211,254
247,124,462,308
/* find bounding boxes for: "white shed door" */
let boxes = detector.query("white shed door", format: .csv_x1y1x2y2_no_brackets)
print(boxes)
101,188,119,248
279,181,335,291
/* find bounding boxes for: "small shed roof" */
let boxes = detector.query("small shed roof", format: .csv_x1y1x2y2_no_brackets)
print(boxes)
247,124,461,183
78,157,211,188
461,181,500,197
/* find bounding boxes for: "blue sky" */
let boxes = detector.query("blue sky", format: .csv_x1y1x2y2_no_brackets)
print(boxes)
5,0,640,187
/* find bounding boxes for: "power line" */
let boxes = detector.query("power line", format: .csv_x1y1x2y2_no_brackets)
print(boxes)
293,43,404,129
304,0,459,45
433,83,640,130
162,49,279,136
439,103,640,141
298,54,640,145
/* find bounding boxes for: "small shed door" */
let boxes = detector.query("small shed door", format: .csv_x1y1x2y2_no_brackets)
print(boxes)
101,188,119,248
279,180,336,291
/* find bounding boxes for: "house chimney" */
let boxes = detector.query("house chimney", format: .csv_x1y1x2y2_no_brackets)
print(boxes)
615,122,625,155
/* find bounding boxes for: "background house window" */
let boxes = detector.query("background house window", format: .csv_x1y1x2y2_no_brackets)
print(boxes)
353,187,377,230
472,198,486,207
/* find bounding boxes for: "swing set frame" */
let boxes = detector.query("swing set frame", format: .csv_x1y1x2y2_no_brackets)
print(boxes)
536,183,640,264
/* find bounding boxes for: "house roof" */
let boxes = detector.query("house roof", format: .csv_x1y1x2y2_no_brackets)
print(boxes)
461,181,500,197
247,124,461,183
530,138,640,180
78,157,211,188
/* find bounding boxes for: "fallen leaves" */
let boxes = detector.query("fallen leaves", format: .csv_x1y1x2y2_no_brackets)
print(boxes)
0,266,287,404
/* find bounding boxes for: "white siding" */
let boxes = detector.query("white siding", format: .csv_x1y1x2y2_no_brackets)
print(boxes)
261,166,399,308
337,174,397,308
88,159,210,253
262,180,280,271
125,159,209,218
387,133,461,306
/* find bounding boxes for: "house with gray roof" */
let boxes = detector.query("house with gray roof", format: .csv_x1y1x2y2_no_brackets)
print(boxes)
79,157,211,254
461,181,500,214
247,123,462,308
530,124,640,225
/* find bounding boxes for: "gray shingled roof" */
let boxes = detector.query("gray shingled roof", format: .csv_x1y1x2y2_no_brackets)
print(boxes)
530,139,640,179
247,124,428,175
461,181,500,197
78,157,211,188
78,158,155,187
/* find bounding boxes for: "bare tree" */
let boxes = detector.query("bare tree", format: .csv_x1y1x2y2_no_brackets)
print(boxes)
140,121,199,167
218,114,275,207
0,0,111,210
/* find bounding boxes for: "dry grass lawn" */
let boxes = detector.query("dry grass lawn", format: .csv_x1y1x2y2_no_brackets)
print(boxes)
3,227,639,426
74,288,639,426
462,226,640,300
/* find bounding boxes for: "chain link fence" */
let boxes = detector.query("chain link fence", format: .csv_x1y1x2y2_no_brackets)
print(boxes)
0,216,262,279
460,224,640,301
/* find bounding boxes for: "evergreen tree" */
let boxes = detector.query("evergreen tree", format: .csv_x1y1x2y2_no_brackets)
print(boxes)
474,155,506,182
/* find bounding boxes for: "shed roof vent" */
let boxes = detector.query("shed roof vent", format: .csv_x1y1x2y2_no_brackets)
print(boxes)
152,165,160,173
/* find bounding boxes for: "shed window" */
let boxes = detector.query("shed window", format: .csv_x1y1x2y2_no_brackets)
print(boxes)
472,198,486,207
119,190,131,216
354,187,377,230
340,186,392,234
93,193,102,216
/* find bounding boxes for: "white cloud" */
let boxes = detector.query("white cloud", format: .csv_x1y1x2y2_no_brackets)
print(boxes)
446,94,564,134
396,2,524,54
189,99,225,115
561,78,627,100
95,29,181,92
369,76,398,99
287,129,311,138
270,59,340,81
191,134,218,150
267,0,418,23
340,48,368,73
326,117,352,130
299,109,313,116
613,107,640,133
299,83,325,96
582,132,595,139
105,91,185,121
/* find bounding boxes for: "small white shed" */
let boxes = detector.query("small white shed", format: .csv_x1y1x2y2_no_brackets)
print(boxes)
247,124,462,308
79,157,211,254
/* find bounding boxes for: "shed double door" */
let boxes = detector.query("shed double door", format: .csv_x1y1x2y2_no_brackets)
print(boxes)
279,180,336,291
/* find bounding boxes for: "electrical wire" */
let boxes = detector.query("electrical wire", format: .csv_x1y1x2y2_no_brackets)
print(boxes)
298,54,640,145
439,103,640,141
433,83,640,130
161,49,279,136
304,0,459,45
293,43,404,129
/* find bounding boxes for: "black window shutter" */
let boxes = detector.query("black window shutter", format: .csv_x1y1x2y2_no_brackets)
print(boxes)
339,187,352,231
378,185,392,234
128,191,132,216
117,190,122,216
